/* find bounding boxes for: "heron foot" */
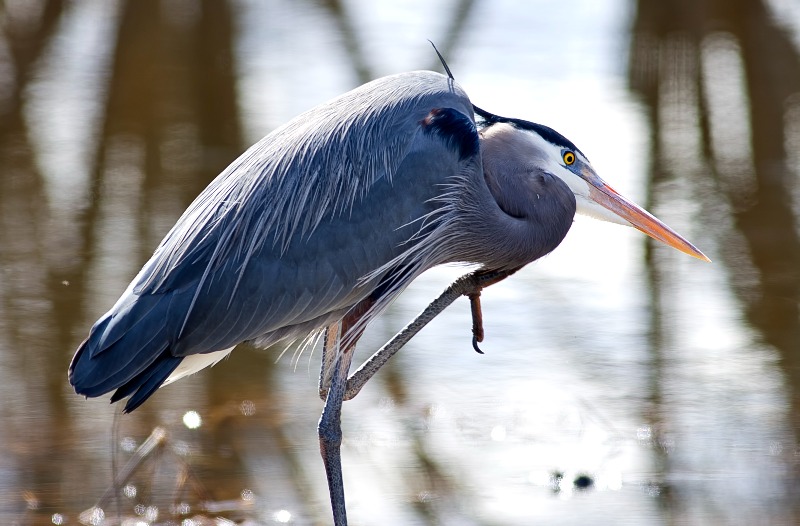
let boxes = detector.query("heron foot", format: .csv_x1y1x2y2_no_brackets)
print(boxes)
463,267,521,354
468,292,485,354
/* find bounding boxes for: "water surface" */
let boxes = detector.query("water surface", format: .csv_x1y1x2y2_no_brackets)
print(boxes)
1,0,799,524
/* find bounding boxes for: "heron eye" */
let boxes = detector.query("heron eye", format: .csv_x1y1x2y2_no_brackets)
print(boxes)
563,151,576,166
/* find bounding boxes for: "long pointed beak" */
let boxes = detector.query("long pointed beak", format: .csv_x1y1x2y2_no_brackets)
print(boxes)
582,166,710,262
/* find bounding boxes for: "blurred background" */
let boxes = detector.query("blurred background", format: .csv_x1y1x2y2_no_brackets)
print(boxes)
1,0,800,524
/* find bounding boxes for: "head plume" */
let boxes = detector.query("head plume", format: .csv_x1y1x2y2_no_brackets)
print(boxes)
429,41,498,123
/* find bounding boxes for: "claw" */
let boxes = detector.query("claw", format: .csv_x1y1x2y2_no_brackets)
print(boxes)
472,335,484,354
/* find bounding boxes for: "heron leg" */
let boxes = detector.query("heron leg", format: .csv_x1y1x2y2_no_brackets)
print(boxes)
318,301,372,526
318,269,517,523
318,346,352,526
342,267,519,401
318,323,339,400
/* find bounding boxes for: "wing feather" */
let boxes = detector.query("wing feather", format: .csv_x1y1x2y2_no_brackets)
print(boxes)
69,71,480,407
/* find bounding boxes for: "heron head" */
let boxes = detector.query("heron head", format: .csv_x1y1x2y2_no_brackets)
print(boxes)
477,113,709,262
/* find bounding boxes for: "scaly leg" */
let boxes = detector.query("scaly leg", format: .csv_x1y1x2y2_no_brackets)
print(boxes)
317,300,372,526
318,343,352,526
343,267,518,401
317,268,517,524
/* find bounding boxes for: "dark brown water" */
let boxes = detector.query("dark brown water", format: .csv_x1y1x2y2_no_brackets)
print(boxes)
2,0,800,524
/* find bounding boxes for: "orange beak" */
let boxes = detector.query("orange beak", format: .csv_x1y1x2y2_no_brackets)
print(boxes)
582,166,710,262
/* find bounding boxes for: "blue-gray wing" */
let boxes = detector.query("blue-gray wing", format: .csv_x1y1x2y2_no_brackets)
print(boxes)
69,71,481,410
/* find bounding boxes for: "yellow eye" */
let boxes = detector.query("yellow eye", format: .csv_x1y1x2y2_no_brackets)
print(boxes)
563,151,576,165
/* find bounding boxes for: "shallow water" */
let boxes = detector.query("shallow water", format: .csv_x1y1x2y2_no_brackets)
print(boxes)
2,0,800,524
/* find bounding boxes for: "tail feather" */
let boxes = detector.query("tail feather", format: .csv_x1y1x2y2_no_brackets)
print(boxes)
114,353,182,413
69,291,185,410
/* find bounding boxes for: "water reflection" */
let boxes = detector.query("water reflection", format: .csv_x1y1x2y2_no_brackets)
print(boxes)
0,0,799,524
631,0,800,522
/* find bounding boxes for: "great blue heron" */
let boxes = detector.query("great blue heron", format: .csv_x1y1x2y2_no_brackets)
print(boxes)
69,62,708,524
